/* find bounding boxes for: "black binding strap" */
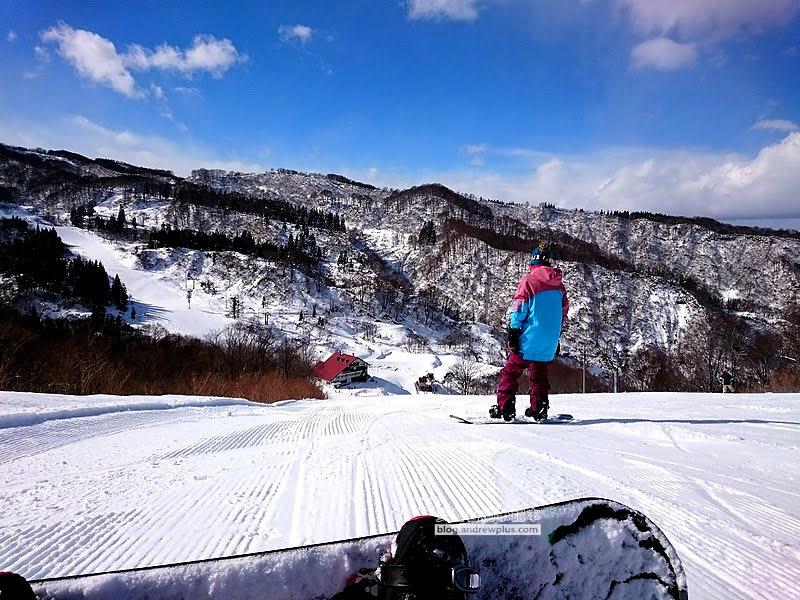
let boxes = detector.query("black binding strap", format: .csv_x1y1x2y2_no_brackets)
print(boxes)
381,564,480,593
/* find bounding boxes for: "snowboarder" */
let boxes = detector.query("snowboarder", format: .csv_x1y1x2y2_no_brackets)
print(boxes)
333,515,480,600
719,369,734,393
490,243,569,421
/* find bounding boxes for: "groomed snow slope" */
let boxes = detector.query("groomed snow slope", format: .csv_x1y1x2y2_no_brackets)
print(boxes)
54,226,230,337
31,499,688,600
1,390,799,599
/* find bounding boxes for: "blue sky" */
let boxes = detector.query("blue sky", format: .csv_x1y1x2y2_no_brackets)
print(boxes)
1,0,799,225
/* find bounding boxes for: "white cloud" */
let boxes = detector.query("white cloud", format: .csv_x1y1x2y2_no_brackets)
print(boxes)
174,86,201,96
150,85,166,101
39,23,246,97
184,35,244,74
125,35,246,77
7,30,18,42
430,134,800,221
41,23,140,97
70,115,144,147
461,143,489,166
407,0,479,22
63,115,264,174
0,113,265,177
752,119,799,132
618,0,800,71
618,0,800,41
34,45,50,62
278,24,315,45
147,85,186,130
24,46,51,79
631,37,697,70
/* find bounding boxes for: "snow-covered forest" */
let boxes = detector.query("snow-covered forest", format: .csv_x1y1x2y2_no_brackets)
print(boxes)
2,143,799,397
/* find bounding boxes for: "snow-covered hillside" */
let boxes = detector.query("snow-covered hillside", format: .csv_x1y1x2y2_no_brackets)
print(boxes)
1,389,798,599
3,142,800,389
2,143,800,600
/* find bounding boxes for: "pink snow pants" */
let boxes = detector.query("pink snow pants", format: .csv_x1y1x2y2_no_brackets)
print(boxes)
497,352,550,412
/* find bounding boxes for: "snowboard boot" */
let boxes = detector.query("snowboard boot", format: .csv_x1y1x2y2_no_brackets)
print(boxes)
489,396,515,421
379,516,480,600
526,396,549,421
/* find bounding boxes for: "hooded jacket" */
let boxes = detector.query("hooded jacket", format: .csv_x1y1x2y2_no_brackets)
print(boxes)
507,264,569,362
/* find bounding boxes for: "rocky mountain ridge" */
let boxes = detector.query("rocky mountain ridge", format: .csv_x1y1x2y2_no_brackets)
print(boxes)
2,142,798,390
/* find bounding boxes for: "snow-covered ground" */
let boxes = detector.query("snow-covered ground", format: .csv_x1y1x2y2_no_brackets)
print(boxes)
54,226,230,337
2,212,799,598
1,389,799,599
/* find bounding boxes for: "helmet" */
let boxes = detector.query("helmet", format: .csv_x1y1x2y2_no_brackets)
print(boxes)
379,516,480,600
530,242,553,265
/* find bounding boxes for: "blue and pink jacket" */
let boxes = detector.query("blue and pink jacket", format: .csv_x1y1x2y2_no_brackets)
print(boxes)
508,264,569,362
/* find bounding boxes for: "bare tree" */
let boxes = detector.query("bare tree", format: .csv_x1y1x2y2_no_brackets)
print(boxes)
683,312,746,392
622,346,681,391
276,337,316,379
208,321,279,376
207,323,250,376
450,358,479,395
247,322,280,371
0,319,33,389
741,331,781,392
405,332,429,353
597,336,628,393
363,321,378,341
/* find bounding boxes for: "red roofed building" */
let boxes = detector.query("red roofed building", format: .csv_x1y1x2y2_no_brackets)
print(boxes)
313,350,370,387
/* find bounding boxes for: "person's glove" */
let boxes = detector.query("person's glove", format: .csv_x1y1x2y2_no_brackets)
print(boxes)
507,327,521,355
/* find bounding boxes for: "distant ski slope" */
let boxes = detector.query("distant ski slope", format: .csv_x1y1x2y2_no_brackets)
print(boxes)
55,226,230,337
1,390,799,599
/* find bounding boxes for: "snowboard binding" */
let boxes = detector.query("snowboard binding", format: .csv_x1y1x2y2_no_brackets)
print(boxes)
525,396,549,421
379,516,480,599
489,397,516,421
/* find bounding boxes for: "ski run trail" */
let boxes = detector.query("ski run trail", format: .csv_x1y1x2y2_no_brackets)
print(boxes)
1,390,799,599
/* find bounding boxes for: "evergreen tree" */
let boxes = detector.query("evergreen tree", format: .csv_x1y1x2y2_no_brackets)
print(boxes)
68,258,111,308
418,220,437,245
114,207,126,233
110,274,128,311
70,207,82,227
90,304,107,332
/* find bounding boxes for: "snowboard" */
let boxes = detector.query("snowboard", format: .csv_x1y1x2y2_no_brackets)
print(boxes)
29,498,687,600
450,413,574,425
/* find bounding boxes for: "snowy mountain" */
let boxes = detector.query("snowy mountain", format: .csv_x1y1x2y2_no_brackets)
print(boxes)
2,142,799,391
2,143,800,600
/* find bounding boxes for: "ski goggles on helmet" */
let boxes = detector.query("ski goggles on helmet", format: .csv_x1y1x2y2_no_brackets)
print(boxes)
381,563,481,594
